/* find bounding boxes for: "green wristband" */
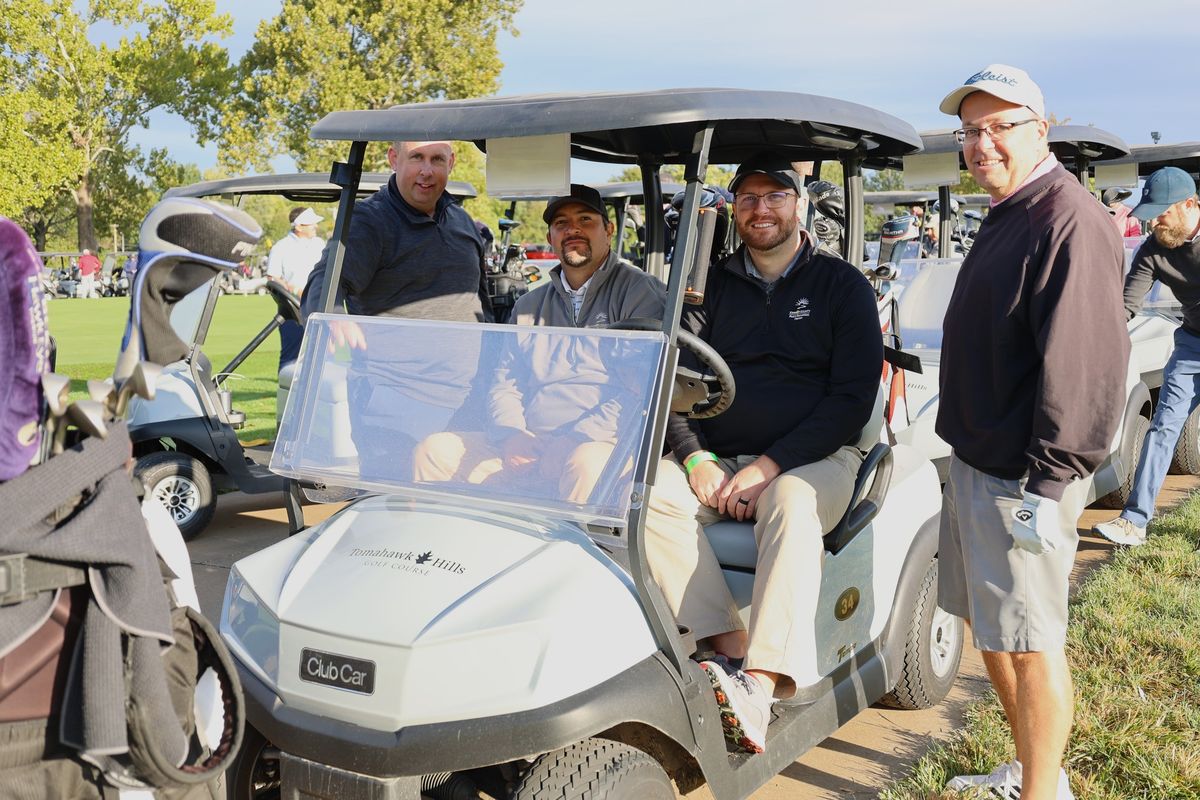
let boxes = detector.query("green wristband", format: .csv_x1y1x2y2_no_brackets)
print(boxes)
683,451,718,474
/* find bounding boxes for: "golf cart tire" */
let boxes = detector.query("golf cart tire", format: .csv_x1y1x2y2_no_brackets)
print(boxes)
1097,414,1150,509
136,450,216,540
1169,406,1200,475
510,738,673,800
879,558,962,710
228,724,279,800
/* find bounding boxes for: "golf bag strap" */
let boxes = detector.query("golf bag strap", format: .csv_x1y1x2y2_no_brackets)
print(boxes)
0,554,87,607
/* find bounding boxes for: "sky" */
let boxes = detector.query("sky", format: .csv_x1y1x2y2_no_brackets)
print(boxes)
129,0,1196,184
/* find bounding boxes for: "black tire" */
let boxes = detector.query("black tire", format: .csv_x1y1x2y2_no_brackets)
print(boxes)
1169,406,1200,475
227,724,279,800
510,738,673,800
880,558,962,710
1097,414,1150,509
135,451,216,540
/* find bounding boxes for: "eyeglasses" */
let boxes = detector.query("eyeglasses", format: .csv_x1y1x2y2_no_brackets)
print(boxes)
954,119,1039,144
734,191,797,210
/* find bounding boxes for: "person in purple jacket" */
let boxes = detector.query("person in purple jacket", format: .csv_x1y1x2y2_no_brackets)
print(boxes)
934,65,1129,800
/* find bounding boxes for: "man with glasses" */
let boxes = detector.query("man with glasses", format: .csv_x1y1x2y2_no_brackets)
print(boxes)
643,154,883,754
935,65,1129,800
1095,167,1200,547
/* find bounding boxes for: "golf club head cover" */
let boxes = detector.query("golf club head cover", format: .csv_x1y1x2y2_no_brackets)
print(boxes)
115,198,262,382
0,217,51,480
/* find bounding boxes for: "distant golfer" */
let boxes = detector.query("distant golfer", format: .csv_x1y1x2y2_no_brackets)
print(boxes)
935,64,1129,800
267,206,325,369
1095,167,1200,546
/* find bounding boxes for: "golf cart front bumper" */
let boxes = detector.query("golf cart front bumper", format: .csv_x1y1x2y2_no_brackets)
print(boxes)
236,650,696,780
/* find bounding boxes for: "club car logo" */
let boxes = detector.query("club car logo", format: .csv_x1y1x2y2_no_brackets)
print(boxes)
348,547,467,576
300,648,376,694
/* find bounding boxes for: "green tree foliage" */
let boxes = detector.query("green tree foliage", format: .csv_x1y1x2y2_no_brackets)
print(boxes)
219,0,522,173
0,0,234,249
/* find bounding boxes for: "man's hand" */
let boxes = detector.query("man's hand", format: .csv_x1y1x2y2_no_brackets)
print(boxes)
328,318,367,352
1010,491,1060,555
502,432,540,468
716,455,781,522
687,458,728,509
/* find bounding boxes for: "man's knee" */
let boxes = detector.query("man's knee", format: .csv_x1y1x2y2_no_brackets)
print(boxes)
413,431,466,481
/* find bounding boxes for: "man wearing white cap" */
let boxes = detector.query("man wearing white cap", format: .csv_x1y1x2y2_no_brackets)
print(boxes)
935,65,1129,799
267,206,325,367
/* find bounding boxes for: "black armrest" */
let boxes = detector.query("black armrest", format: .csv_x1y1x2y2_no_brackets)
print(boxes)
823,442,893,555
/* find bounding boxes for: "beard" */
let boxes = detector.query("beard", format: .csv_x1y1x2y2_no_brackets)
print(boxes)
1153,222,1190,249
560,241,593,267
736,213,798,254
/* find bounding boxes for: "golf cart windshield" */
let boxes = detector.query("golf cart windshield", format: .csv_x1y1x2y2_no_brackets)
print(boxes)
272,315,668,525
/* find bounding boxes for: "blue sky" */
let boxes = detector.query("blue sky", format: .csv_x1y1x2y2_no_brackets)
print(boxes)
130,0,1196,182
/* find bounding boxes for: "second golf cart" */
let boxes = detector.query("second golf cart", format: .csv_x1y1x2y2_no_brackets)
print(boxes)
220,89,961,799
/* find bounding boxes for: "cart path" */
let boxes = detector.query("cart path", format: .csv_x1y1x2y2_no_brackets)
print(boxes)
186,476,1200,800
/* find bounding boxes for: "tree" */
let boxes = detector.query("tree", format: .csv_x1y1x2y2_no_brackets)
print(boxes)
219,0,523,173
0,0,234,249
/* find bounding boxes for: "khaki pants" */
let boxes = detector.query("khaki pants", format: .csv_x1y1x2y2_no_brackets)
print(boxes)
644,447,861,697
413,431,615,504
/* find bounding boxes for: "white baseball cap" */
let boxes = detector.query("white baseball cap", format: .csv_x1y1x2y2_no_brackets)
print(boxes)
293,207,324,226
939,64,1045,119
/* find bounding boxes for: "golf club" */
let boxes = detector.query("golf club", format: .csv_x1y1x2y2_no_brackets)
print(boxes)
40,373,71,463
114,362,161,418
87,379,117,419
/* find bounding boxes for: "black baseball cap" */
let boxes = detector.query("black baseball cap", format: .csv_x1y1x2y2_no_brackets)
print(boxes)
543,184,608,224
729,153,804,195
1101,187,1132,206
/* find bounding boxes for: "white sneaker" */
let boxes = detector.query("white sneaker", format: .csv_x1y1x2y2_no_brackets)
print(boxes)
1093,516,1147,546
945,761,1074,799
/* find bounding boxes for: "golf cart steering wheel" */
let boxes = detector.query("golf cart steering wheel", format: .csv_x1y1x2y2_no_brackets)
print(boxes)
607,318,735,419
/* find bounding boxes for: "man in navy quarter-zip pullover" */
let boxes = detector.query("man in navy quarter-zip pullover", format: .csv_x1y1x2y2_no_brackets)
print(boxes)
644,154,883,754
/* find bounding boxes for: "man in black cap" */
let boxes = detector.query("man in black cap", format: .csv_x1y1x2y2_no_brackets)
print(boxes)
1096,166,1200,547
642,154,883,754
1103,186,1141,238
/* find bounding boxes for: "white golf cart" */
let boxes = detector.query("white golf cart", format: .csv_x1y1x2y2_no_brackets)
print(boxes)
220,89,960,800
870,127,1162,507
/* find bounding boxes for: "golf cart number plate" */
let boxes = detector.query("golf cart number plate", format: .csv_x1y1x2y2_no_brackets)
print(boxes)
299,648,376,695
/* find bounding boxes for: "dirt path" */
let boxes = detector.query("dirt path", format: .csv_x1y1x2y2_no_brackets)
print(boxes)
188,476,1199,800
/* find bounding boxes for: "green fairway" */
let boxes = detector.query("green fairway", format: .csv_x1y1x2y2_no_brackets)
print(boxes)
48,294,283,443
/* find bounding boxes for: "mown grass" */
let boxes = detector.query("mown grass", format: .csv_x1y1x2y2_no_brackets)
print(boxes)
881,495,1200,800
47,294,282,443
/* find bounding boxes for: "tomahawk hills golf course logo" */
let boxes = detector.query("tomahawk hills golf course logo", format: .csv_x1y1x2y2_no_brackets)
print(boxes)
349,547,467,576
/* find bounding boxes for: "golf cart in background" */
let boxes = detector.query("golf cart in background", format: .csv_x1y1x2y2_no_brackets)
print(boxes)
221,89,962,800
867,126,1156,505
1102,141,1200,473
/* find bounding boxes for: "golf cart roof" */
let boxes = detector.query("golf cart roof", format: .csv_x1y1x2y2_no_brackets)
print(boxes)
863,125,1128,172
494,181,687,204
310,88,923,164
1103,142,1200,177
864,190,965,207
163,173,478,202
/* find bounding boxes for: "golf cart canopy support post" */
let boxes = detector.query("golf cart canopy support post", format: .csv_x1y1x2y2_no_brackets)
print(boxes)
843,153,865,267
318,141,367,315
638,157,666,283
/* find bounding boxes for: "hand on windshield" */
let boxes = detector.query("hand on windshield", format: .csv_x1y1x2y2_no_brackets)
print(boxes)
688,459,728,510
502,432,539,468
716,455,781,522
328,318,367,352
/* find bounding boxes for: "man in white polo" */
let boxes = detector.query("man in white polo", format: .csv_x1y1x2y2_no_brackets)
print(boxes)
267,206,325,368
935,65,1129,800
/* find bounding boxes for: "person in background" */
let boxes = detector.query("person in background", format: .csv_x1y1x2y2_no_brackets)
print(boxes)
1102,187,1143,238
267,206,326,369
77,249,101,299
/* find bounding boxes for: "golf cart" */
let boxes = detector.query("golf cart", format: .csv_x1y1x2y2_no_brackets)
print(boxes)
220,89,960,800
1103,141,1200,473
865,126,1155,505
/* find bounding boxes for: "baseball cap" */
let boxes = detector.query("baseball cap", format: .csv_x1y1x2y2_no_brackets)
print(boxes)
1132,167,1197,221
292,207,323,226
543,184,607,224
939,64,1046,119
0,217,50,480
729,154,803,195
1101,187,1133,206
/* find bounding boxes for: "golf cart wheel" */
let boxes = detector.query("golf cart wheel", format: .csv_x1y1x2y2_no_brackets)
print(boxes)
228,724,280,800
1169,406,1200,475
1097,414,1150,509
510,737,672,800
135,451,216,540
880,558,962,710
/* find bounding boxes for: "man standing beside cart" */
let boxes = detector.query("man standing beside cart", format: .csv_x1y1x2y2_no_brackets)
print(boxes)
934,65,1129,800
1095,167,1200,547
643,154,883,755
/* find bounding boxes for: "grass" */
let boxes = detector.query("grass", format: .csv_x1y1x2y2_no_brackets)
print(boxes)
880,495,1200,800
47,294,283,443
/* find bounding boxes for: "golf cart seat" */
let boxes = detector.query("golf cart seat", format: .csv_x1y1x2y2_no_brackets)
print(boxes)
701,386,889,570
